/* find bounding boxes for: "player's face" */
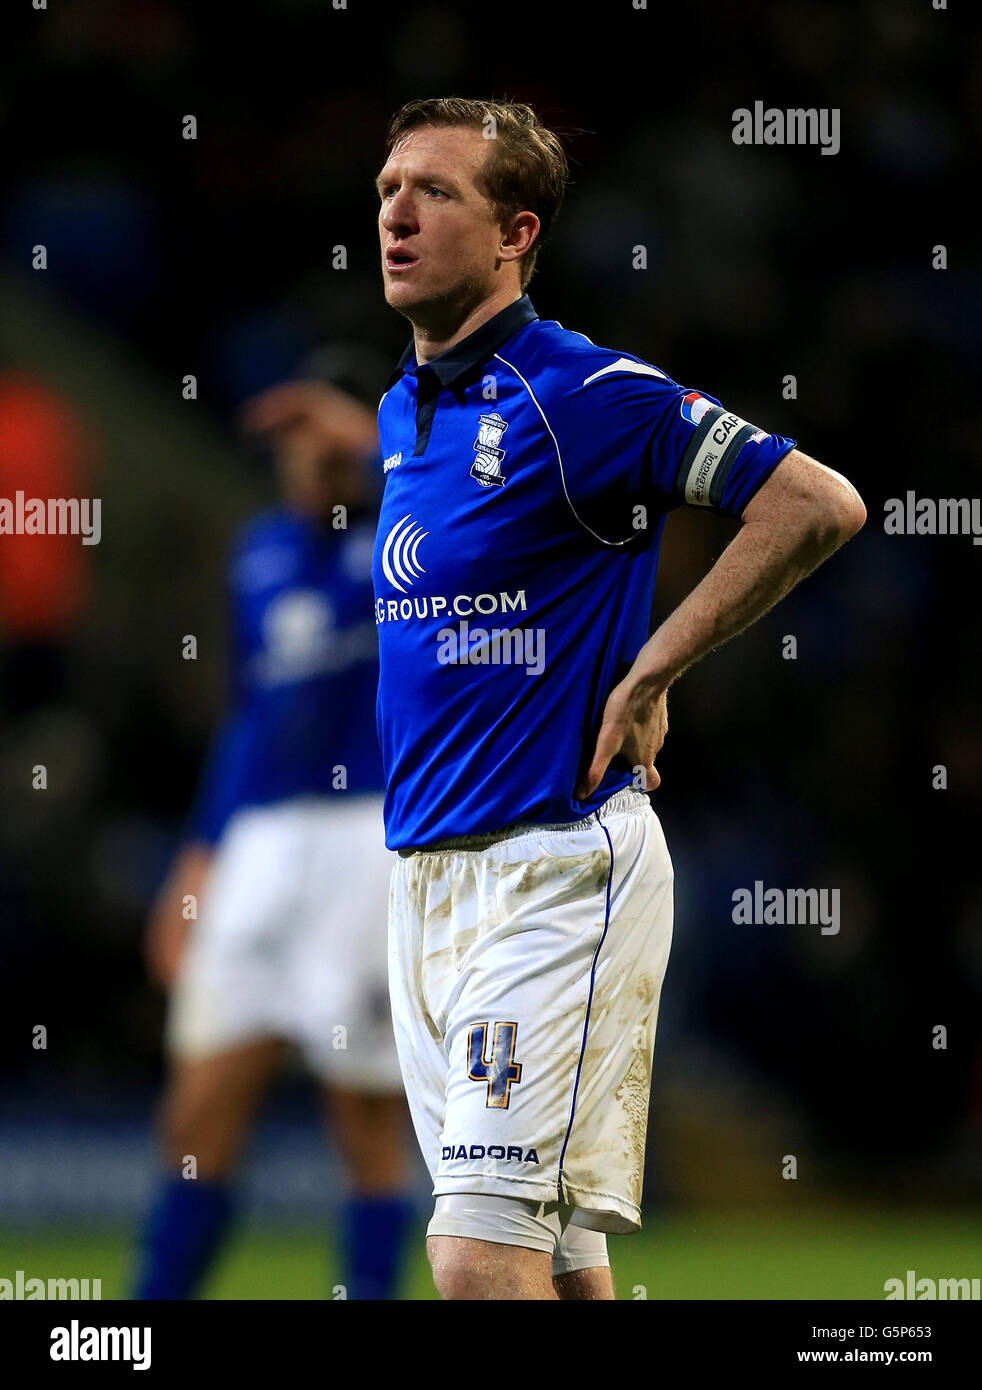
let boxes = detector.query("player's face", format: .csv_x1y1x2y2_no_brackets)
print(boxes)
376,126,508,320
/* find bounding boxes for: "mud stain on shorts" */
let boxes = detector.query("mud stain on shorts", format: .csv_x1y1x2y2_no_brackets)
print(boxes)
507,849,610,899
614,1041,653,1206
425,890,454,924
451,925,479,968
635,971,656,1007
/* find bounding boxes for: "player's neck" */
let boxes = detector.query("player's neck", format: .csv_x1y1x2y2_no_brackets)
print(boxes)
412,286,523,365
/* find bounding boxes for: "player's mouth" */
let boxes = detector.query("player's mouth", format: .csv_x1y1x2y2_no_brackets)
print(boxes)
385,246,419,272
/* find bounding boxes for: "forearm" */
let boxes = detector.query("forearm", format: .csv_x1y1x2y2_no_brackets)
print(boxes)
633,451,866,691
635,520,836,689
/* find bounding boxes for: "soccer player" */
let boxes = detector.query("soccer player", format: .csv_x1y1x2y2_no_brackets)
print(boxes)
132,369,414,1300
372,98,866,1301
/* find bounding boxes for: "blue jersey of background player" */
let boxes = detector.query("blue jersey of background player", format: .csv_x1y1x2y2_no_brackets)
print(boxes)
134,368,414,1302
187,500,383,845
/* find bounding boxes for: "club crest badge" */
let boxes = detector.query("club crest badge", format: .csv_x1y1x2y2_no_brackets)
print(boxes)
470,412,509,488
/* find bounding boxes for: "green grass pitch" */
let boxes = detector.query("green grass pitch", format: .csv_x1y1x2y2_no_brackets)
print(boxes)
3,1208,978,1300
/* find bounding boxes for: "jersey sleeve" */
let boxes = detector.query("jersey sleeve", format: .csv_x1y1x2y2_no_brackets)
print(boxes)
545,356,796,532
653,385,796,517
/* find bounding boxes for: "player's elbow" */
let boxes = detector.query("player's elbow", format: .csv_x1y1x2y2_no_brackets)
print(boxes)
790,453,866,548
822,477,866,545
746,450,865,547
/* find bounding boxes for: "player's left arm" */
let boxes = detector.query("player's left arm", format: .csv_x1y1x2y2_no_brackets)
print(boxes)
575,448,866,797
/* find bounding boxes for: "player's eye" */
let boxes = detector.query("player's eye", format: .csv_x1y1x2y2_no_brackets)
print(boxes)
426,186,447,198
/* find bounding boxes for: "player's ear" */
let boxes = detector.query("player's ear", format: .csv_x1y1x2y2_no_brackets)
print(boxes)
500,210,539,259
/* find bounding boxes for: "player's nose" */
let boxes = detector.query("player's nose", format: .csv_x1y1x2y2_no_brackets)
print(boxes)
381,191,418,236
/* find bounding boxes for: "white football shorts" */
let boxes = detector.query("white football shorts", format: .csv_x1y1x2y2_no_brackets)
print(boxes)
167,794,403,1092
388,786,674,1234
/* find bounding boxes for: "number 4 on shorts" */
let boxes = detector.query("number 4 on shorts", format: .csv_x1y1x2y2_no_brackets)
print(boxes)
467,1021,523,1109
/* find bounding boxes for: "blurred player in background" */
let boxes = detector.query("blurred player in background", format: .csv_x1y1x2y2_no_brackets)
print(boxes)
132,354,414,1300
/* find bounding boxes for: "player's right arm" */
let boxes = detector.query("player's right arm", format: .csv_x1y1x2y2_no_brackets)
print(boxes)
141,711,243,989
142,524,254,991
240,379,378,463
143,710,250,990
143,841,214,991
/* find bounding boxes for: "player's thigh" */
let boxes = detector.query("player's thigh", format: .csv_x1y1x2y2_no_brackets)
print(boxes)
558,799,674,1226
427,1234,557,1301
419,836,608,1209
553,1265,614,1300
159,1036,286,1170
320,1083,411,1191
386,849,451,1181
166,807,304,1059
293,797,405,1093
551,1208,613,1297
427,1192,610,1293
432,797,673,1231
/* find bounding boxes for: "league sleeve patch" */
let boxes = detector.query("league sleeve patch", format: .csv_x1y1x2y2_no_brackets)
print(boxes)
674,404,765,507
680,392,715,426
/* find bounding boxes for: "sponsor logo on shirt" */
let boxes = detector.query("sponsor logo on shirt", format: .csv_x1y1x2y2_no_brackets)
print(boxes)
380,513,429,592
375,590,528,625
377,514,529,625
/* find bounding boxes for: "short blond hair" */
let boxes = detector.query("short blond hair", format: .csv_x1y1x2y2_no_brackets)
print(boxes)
384,96,569,290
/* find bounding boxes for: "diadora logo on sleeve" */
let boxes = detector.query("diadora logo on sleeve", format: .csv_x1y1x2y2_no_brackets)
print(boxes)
470,411,509,488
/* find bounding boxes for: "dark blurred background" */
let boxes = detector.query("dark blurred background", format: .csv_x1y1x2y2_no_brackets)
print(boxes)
0,0,979,1288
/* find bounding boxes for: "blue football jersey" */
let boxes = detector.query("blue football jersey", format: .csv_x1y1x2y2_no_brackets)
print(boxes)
373,295,796,850
189,505,384,845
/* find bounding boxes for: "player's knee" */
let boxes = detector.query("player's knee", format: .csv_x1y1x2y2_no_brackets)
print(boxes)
158,1104,216,1174
327,1089,409,1191
157,1080,236,1176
